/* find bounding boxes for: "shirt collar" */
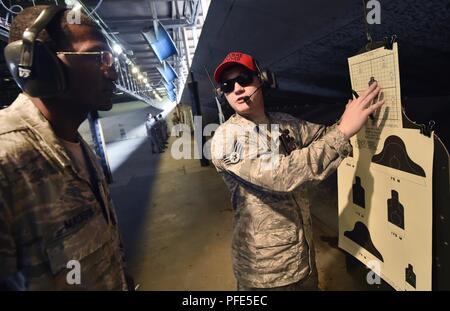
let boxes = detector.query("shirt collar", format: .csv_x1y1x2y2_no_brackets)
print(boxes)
231,112,276,133
11,93,73,168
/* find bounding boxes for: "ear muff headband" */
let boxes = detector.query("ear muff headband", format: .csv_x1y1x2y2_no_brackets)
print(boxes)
4,6,68,98
19,6,67,74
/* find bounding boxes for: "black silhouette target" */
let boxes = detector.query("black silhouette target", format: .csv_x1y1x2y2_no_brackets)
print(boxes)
372,135,426,177
344,221,384,262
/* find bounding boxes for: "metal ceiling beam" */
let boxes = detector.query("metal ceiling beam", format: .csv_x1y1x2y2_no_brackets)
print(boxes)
144,74,162,77
133,50,155,54
105,16,187,25
139,63,159,70
106,18,189,30
134,57,160,61
124,41,148,46
131,45,151,49
115,85,154,106
0,25,9,42
136,62,161,66
181,27,191,70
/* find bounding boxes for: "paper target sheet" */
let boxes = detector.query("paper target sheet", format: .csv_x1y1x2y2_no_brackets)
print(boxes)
338,43,434,291
348,43,403,151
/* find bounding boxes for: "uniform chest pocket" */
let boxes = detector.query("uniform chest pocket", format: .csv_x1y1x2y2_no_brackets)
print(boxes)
45,213,113,275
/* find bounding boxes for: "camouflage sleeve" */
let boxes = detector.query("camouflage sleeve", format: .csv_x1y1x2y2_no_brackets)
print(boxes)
298,119,349,149
297,119,327,147
211,124,352,194
0,165,22,289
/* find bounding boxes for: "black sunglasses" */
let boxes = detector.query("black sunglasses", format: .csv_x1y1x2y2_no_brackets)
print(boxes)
220,71,255,93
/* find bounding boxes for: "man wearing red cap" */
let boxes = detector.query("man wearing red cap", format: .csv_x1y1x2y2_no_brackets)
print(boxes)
210,52,384,290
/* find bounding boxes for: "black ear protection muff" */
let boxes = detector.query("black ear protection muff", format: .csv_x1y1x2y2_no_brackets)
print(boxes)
215,59,277,98
253,59,277,90
4,6,67,98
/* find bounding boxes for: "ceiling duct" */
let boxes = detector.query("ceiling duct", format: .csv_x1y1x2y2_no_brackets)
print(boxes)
142,21,179,62
167,90,177,102
163,80,176,92
157,61,178,84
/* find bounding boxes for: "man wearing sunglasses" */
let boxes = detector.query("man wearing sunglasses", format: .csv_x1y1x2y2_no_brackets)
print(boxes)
0,6,131,290
210,52,384,290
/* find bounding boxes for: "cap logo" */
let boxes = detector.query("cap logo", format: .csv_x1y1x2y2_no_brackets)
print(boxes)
225,53,243,62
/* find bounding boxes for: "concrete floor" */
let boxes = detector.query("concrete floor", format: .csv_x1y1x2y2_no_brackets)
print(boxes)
102,108,368,290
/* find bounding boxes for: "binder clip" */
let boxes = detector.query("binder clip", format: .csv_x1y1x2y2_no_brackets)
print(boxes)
383,35,397,50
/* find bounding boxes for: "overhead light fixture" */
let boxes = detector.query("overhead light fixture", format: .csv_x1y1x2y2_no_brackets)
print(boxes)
142,21,179,63
138,74,144,80
112,43,123,55
143,78,148,84
153,91,162,101
132,66,139,74
66,0,81,11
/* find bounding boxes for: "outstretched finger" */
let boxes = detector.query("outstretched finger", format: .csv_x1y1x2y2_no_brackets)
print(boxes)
360,86,381,108
359,82,378,101
367,99,385,114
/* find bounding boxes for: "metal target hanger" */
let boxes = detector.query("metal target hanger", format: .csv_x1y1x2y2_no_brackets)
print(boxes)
359,0,397,53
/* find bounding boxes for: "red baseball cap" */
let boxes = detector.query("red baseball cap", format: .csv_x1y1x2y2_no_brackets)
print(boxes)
214,52,257,83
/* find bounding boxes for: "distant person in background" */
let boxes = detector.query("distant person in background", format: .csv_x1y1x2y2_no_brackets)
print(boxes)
157,114,168,144
171,112,181,137
146,114,162,154
154,116,165,151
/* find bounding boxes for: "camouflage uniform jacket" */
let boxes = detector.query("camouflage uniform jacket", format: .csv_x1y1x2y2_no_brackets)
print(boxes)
0,94,127,290
211,112,352,288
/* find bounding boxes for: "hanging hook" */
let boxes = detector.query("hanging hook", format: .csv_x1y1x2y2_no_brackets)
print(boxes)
428,120,436,132
383,34,397,50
